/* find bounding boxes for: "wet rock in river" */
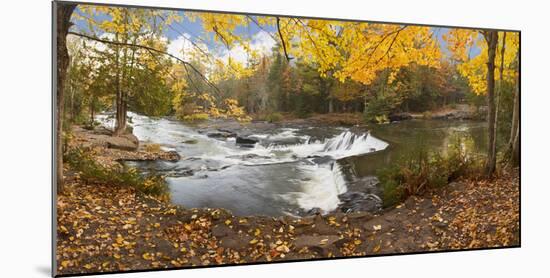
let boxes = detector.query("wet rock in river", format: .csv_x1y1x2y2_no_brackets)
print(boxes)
227,153,272,160
236,135,259,145
207,131,235,140
306,207,322,216
345,176,382,195
309,156,334,165
262,136,304,146
338,191,382,213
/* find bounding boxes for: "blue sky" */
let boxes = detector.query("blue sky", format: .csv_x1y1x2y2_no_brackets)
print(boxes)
72,6,480,62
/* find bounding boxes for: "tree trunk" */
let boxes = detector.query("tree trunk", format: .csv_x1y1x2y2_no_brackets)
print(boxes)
89,98,95,126
494,32,506,151
484,31,498,176
509,81,520,148
113,32,127,136
55,3,76,194
510,123,519,165
507,62,520,166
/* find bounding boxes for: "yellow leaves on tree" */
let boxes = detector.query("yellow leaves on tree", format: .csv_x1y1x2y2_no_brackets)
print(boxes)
445,30,519,95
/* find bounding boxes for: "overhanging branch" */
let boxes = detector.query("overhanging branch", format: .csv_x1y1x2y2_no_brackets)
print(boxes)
276,17,293,61
68,31,221,96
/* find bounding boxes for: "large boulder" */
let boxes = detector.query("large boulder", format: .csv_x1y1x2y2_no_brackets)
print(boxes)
106,133,139,151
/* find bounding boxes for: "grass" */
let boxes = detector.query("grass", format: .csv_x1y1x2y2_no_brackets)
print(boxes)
64,148,170,201
378,133,484,207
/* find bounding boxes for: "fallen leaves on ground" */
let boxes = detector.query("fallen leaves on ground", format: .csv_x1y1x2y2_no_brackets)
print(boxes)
57,165,519,275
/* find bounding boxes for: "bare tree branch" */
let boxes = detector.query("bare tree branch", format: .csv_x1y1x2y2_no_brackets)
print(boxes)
276,17,293,61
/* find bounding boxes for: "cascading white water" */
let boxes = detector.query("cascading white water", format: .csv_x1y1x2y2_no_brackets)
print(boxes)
322,131,388,157
96,112,389,216
280,163,348,213
263,130,389,161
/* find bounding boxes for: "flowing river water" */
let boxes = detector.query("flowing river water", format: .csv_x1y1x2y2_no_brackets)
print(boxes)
97,112,487,217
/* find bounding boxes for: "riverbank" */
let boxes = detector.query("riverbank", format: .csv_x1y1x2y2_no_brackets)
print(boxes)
249,104,486,127
67,126,180,169
56,126,519,275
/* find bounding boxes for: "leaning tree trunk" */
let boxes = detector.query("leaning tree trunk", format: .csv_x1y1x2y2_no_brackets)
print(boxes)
55,3,76,194
484,31,498,177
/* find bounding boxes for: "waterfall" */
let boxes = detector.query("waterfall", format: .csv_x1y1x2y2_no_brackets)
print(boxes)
265,130,389,161
280,162,348,213
321,131,388,158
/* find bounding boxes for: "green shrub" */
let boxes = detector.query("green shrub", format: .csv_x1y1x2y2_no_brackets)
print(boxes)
265,112,284,123
363,97,396,123
65,148,170,200
378,132,482,207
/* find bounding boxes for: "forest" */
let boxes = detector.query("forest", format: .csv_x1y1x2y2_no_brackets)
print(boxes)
55,3,520,276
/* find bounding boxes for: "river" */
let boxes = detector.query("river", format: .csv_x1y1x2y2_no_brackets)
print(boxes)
97,112,487,217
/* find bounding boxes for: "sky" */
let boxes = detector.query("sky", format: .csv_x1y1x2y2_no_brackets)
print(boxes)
71,6,480,65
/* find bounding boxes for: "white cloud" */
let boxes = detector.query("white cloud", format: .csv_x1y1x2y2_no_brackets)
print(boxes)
217,30,277,65
67,32,116,54
167,33,198,61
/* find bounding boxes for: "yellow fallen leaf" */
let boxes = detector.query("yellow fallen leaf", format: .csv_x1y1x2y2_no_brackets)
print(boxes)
61,260,70,268
142,253,153,260
254,228,261,236
165,208,177,215
373,224,382,231
59,225,69,234
275,244,290,253
373,244,381,253
154,223,161,228
84,264,92,269
249,239,259,244
224,219,232,225
354,239,362,245
113,254,121,259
